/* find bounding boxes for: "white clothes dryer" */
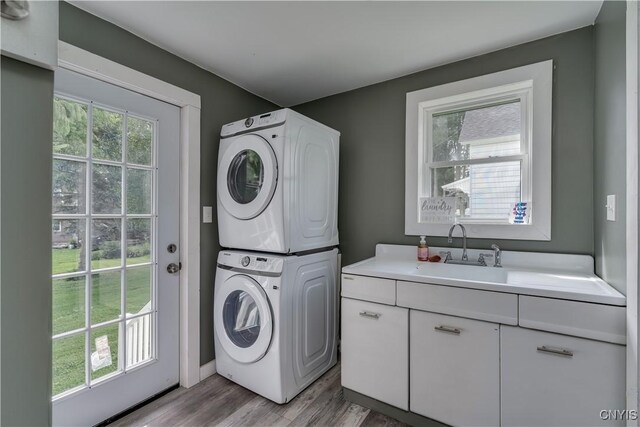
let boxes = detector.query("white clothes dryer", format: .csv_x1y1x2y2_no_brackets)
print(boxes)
213,248,339,404
217,109,339,254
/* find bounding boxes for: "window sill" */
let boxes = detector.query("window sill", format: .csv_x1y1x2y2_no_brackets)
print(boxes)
405,222,551,241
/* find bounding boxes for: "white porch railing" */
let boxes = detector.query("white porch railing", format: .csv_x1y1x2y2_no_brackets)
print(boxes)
126,302,152,367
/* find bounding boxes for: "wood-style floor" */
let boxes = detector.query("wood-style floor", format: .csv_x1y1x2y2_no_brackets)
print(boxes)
109,363,406,427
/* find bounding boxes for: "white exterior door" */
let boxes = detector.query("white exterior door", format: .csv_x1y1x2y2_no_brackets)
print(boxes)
51,69,180,426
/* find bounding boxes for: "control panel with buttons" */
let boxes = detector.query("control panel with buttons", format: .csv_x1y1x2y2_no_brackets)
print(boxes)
218,251,285,274
220,109,286,138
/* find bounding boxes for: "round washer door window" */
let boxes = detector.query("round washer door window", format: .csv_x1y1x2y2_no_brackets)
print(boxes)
214,274,273,363
227,149,264,204
223,289,262,348
218,134,277,220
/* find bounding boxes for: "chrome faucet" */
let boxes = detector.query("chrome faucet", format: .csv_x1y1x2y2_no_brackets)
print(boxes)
491,244,502,268
447,224,468,261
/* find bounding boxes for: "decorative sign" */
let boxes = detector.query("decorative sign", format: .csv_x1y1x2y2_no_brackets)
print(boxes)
509,201,530,224
419,197,457,224
90,335,112,372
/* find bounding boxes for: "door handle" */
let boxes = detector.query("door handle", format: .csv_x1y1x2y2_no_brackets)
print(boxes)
359,311,380,319
167,263,181,274
434,325,461,335
537,345,573,357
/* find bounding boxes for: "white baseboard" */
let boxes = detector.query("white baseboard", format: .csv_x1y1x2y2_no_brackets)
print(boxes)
199,359,217,381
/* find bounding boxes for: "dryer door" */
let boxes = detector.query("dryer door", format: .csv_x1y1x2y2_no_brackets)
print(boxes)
218,134,277,220
214,274,273,363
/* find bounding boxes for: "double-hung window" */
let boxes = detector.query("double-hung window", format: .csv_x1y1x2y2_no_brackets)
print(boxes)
405,61,552,240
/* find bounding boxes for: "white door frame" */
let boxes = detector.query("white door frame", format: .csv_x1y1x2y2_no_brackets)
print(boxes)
627,2,639,424
57,41,202,388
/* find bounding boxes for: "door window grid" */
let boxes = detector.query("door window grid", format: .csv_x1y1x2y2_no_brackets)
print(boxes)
52,94,158,399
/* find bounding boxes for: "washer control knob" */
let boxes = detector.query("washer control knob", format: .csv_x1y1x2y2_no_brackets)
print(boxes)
241,256,250,267
244,118,254,128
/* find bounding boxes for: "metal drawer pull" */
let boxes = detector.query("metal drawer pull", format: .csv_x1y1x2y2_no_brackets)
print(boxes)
343,276,355,280
537,345,574,357
434,325,461,335
359,311,381,319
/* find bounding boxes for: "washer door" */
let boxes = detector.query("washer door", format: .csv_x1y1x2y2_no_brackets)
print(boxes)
214,274,273,363
218,134,277,220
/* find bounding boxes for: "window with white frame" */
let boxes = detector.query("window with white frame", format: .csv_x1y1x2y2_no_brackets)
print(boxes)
405,61,552,240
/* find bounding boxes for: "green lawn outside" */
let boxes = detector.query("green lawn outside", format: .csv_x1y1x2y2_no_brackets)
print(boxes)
52,248,152,396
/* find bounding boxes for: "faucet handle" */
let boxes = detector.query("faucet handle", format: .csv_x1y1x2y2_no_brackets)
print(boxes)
438,251,453,262
478,253,493,266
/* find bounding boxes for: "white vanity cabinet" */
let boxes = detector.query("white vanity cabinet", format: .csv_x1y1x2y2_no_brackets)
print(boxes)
341,297,409,410
501,326,626,427
410,311,500,426
340,247,626,427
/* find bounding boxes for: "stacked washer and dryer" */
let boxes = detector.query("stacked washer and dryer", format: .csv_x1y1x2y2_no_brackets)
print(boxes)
214,109,340,404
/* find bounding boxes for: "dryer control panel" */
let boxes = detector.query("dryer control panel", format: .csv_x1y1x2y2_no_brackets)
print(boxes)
220,109,287,138
218,251,284,274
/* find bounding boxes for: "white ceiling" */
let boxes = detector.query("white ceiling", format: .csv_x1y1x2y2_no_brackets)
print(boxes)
71,1,603,107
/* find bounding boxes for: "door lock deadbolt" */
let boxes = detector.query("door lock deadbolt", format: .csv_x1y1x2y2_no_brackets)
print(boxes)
167,243,177,253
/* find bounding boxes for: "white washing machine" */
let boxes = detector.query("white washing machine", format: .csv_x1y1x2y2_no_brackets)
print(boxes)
217,108,340,254
214,248,339,404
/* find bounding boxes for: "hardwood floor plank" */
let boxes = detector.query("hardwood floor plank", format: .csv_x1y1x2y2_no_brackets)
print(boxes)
359,410,410,427
286,374,350,426
175,378,257,427
333,403,371,427
215,396,289,427
108,362,404,427
273,364,341,421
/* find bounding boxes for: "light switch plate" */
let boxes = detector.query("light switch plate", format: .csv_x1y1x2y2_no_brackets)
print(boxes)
606,195,616,221
203,206,213,223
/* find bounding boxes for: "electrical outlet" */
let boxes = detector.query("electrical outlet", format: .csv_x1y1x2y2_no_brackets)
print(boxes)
203,206,213,223
606,195,616,221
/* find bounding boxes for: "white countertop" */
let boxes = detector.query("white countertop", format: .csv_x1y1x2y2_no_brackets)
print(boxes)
342,244,626,306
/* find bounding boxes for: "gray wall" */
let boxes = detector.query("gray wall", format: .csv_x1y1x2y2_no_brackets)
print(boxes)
293,27,595,266
594,1,627,295
1,56,54,426
59,2,277,364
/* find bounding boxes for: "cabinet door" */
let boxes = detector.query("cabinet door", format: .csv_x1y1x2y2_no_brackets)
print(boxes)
341,298,408,410
501,326,626,427
410,310,500,426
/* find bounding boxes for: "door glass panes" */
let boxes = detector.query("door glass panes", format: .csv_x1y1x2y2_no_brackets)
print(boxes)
127,219,151,265
91,271,122,324
92,164,122,214
52,219,86,275
54,97,88,157
53,160,87,214
52,333,86,396
126,314,153,368
91,323,121,381
228,150,264,204
91,219,122,270
92,107,123,162
52,95,157,398
126,266,152,316
432,100,522,163
53,276,85,335
127,168,152,214
127,116,153,166
223,290,261,348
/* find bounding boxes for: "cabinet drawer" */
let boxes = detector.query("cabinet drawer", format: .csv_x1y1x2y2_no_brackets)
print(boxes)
519,296,625,344
341,274,395,305
410,311,499,426
501,326,625,427
397,281,518,324
341,298,408,410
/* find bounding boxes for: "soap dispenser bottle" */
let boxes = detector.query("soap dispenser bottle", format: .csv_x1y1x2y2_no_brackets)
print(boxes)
418,235,429,261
